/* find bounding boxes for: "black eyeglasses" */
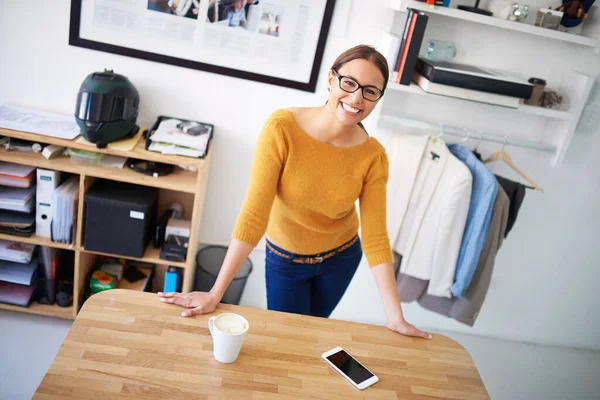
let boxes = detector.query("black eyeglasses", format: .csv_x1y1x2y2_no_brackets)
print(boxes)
332,69,384,102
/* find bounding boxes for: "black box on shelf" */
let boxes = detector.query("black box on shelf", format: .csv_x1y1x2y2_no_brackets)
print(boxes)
83,180,158,258
160,234,189,262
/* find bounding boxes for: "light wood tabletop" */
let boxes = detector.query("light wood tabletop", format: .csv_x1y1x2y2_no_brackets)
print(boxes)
34,290,489,399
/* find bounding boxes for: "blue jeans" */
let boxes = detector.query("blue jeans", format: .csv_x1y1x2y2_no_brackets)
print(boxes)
265,237,362,318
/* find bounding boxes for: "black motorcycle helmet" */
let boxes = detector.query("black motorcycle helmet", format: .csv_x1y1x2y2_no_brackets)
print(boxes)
75,69,140,148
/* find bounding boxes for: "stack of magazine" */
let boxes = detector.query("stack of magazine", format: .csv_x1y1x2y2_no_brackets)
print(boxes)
0,239,37,307
0,163,37,237
148,118,213,158
0,239,35,264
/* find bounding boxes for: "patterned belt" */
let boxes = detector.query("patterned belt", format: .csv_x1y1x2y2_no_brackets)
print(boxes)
265,235,359,265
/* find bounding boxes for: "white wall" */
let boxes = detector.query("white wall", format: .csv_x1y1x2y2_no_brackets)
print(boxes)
1,0,598,350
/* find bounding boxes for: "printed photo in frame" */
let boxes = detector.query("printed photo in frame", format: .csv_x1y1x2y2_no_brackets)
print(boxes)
69,0,337,92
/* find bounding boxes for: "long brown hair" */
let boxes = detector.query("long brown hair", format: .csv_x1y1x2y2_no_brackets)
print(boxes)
331,45,389,93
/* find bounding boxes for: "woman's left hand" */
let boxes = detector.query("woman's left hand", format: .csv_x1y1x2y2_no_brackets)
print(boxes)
387,319,432,339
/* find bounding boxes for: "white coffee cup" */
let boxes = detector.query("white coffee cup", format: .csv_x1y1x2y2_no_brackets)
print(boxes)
208,313,249,363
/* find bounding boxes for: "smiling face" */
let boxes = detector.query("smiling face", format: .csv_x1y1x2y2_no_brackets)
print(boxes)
234,0,246,11
326,58,385,127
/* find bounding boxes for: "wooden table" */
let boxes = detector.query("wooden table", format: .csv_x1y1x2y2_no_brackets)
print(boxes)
34,290,489,399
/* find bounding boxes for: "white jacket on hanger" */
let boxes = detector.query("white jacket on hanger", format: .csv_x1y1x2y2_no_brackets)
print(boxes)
387,134,472,298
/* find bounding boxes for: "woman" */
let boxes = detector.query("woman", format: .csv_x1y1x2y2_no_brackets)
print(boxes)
159,45,430,339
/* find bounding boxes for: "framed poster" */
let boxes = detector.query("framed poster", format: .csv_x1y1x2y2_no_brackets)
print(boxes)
69,0,337,92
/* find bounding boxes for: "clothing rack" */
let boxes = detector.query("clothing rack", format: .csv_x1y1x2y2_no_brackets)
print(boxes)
381,116,557,154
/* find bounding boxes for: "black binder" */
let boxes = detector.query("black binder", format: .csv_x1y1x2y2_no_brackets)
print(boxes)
399,12,428,86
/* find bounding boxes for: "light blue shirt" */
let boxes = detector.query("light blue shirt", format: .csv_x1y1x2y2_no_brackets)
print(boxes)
226,9,246,27
448,144,498,298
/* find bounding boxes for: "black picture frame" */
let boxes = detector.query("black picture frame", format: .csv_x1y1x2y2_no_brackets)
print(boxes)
69,0,336,92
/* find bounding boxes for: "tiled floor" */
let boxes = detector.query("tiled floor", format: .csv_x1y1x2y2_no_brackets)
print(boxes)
1,308,599,400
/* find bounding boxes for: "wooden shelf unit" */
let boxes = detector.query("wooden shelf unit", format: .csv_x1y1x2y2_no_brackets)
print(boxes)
81,244,187,269
0,144,198,193
0,232,76,250
0,128,211,319
0,128,206,167
0,302,74,320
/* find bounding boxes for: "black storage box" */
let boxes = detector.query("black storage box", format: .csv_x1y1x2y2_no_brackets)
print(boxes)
83,180,158,258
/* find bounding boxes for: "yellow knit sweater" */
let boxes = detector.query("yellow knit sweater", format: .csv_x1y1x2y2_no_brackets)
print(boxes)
232,109,393,267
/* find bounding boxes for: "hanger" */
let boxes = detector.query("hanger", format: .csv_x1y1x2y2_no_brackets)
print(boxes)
483,136,544,193
460,131,470,144
435,124,445,139
428,124,445,161
473,130,484,152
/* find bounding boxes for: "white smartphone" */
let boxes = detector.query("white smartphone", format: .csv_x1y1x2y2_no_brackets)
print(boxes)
321,347,379,390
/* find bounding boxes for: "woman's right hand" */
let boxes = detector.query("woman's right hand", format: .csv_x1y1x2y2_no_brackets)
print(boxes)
159,239,254,317
157,291,221,317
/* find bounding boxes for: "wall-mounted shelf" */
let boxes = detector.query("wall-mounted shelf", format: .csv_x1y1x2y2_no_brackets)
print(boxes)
379,114,558,153
376,70,592,166
374,0,596,166
387,82,575,120
391,0,599,48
